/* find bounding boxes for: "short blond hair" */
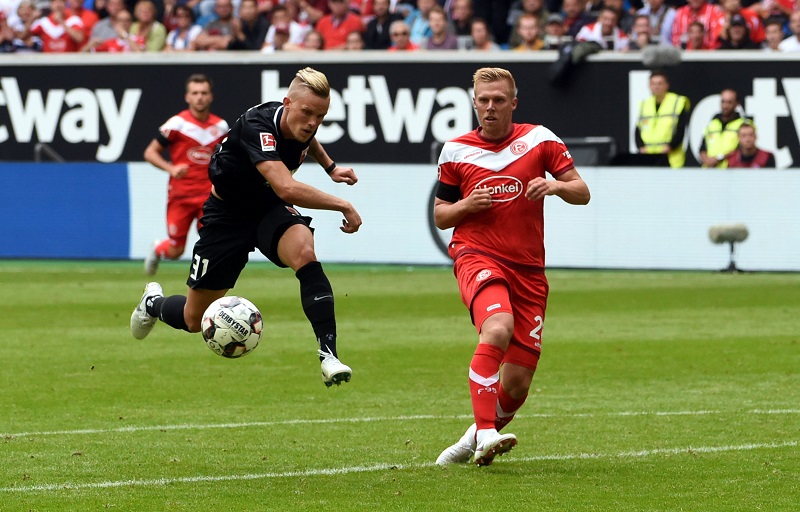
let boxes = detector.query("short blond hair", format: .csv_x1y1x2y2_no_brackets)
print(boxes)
288,67,330,99
473,67,517,95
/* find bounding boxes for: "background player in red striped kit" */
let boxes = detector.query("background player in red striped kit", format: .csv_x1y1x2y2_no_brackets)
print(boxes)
143,74,229,276
434,67,591,466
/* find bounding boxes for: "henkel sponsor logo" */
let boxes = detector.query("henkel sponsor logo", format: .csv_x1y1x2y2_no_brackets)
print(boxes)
476,269,492,281
475,175,523,202
0,76,141,162
188,146,213,164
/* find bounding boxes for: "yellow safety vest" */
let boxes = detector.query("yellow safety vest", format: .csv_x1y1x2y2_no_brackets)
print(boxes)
637,92,689,168
703,116,747,169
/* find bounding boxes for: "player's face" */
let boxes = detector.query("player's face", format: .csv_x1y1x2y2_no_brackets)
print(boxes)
283,90,330,142
473,79,517,141
185,81,213,115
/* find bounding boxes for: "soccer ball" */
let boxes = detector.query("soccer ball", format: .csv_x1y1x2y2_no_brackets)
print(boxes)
201,296,264,358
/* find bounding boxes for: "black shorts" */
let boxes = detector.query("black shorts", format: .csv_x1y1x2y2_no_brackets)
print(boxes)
186,194,313,290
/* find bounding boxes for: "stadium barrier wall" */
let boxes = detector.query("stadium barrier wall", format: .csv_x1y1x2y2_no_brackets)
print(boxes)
2,163,799,272
1,52,800,168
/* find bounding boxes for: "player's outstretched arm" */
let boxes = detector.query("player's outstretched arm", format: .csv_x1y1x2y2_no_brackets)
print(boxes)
525,168,590,205
256,160,362,233
308,138,358,185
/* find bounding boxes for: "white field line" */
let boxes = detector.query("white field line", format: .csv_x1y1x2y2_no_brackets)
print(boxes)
1,440,796,493
1,409,798,439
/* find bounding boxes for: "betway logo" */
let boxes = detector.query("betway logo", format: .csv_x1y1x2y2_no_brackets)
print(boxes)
262,70,473,144
475,176,523,202
0,77,140,162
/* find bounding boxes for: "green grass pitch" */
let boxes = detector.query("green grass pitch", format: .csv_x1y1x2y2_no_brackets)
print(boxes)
0,260,798,511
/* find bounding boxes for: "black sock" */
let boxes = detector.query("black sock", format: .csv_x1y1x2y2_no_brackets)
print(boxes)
149,295,189,332
296,261,337,359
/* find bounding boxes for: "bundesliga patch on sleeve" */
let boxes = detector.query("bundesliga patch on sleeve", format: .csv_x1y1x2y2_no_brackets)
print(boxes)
260,133,276,152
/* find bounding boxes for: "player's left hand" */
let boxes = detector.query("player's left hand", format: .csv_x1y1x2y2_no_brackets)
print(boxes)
526,177,558,202
330,166,358,186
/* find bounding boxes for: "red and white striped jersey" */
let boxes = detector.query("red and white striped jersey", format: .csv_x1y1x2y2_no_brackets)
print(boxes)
30,14,84,52
158,109,229,199
670,2,722,48
437,123,574,268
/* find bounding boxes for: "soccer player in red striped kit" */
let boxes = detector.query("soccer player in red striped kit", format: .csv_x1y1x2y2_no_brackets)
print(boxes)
143,74,229,276
434,67,590,466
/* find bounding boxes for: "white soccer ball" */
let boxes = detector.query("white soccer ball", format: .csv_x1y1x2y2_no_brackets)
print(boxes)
201,296,264,358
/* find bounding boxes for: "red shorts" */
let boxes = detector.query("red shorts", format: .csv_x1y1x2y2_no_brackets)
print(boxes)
453,252,549,370
166,194,207,247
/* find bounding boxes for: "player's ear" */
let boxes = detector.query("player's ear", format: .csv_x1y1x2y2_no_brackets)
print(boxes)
283,96,291,108
511,97,518,111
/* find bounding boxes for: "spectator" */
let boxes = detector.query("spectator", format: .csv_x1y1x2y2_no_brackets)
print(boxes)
84,8,145,50
506,0,549,48
0,10,16,51
472,0,513,45
261,20,290,51
164,4,201,50
194,0,234,51
778,10,800,51
297,0,329,25
629,14,653,49
699,88,748,168
28,0,84,52
543,12,566,49
727,123,775,169
670,0,720,48
718,13,760,48
254,0,275,19
425,3,457,49
602,0,634,34
561,0,592,39
726,123,776,168
683,19,712,49
711,0,764,48
363,0,402,49
576,7,630,50
284,26,323,49
512,12,544,49
227,0,268,50
636,0,675,46
405,0,433,45
762,16,784,51
262,4,310,49
130,0,166,50
635,70,691,168
315,0,363,49
162,0,180,31
10,0,43,51
449,0,474,38
343,28,363,48
468,16,500,50
759,0,795,26
67,0,98,45
88,0,123,42
387,18,418,50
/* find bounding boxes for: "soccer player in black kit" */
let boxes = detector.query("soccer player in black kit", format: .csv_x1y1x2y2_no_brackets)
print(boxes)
131,67,362,387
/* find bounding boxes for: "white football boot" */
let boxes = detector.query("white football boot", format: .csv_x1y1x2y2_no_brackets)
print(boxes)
473,430,517,466
435,423,477,465
130,282,163,340
319,348,352,387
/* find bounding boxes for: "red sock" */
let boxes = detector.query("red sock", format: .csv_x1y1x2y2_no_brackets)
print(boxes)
469,343,505,431
155,239,171,259
495,384,527,431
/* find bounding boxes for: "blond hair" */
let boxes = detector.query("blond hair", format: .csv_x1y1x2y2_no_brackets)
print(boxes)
473,67,517,95
288,67,330,99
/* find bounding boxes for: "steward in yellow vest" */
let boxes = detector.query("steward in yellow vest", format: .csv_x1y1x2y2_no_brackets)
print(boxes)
635,71,691,168
699,89,748,169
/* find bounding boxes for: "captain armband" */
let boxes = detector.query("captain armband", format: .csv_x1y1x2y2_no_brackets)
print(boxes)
435,182,461,204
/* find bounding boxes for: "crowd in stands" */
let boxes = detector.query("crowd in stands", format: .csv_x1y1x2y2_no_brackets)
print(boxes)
1,0,799,53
